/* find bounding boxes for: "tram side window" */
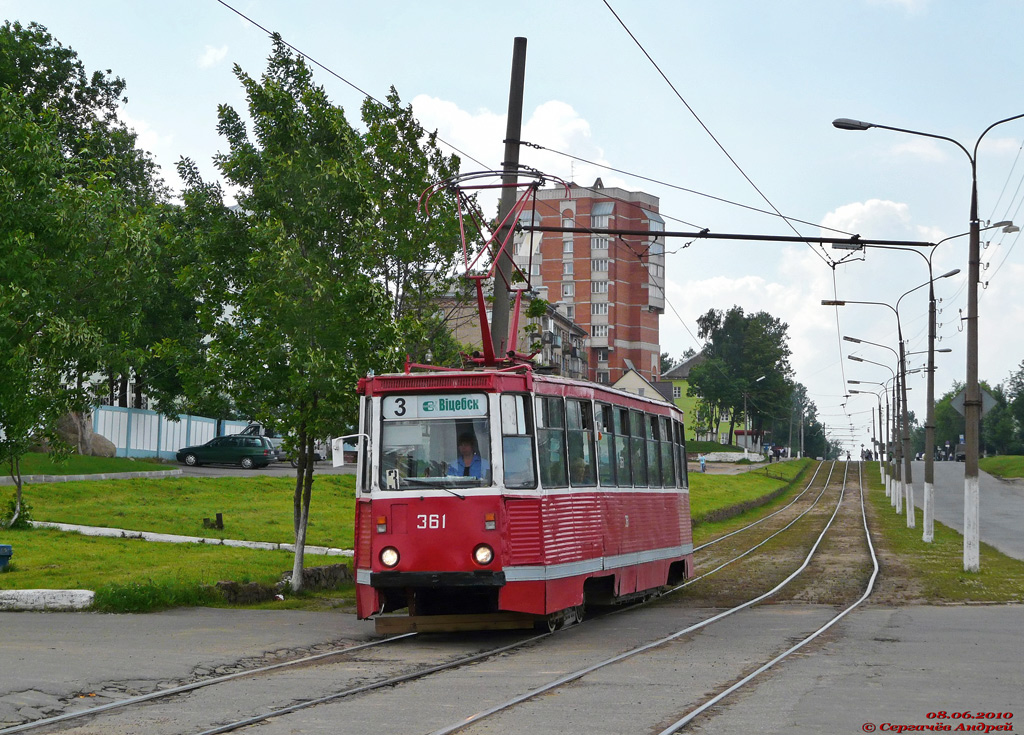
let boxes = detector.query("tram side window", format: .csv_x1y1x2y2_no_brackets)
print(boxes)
536,396,568,488
501,394,537,489
660,416,676,487
675,420,689,487
629,410,649,487
646,415,661,487
596,403,616,486
361,397,373,494
614,407,632,487
566,399,596,486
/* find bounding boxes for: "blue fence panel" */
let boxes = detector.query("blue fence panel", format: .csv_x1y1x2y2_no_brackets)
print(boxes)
93,407,238,460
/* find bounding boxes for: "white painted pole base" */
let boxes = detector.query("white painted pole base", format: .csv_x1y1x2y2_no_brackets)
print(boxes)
922,481,934,542
964,474,980,572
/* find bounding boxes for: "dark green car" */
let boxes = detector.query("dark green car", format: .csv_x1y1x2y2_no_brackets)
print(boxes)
176,435,275,469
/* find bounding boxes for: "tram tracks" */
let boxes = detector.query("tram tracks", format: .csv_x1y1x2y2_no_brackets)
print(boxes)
9,461,879,734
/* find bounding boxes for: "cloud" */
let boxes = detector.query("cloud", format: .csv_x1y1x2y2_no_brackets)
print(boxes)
411,95,622,212
198,45,229,69
889,138,947,163
867,0,929,12
821,198,942,242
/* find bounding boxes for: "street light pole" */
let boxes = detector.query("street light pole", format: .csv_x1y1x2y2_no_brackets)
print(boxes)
824,274,954,527
834,222,1012,541
833,113,1024,571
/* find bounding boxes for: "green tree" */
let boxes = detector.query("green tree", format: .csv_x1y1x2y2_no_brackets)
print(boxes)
686,306,793,446
1,20,170,413
360,88,467,366
0,88,158,523
982,383,1019,455
178,37,398,590
1006,360,1024,449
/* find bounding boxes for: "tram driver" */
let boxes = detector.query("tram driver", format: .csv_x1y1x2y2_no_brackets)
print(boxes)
447,432,490,479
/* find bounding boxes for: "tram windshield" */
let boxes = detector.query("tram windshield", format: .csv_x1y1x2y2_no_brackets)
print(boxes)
378,393,492,490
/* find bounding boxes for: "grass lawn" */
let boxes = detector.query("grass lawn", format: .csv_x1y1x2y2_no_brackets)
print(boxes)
5,456,1021,611
688,459,811,526
13,452,167,476
864,467,1024,603
19,474,356,549
979,455,1024,479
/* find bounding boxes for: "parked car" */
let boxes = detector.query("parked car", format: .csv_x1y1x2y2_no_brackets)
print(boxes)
263,436,288,463
176,435,275,469
955,444,967,462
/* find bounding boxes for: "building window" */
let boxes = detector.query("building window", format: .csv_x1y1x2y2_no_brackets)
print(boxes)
595,348,609,362
597,371,610,384
591,281,608,294
592,236,609,250
592,201,614,229
563,239,574,254
592,259,609,272
562,217,574,230
672,385,681,399
592,324,608,338
530,263,540,278
563,261,574,276
565,305,574,319
592,302,609,316
562,283,575,298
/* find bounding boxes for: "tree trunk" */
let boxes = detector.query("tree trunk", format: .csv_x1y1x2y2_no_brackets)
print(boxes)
290,422,316,594
4,456,23,529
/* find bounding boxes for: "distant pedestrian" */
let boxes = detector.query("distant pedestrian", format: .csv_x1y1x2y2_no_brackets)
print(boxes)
699,454,706,473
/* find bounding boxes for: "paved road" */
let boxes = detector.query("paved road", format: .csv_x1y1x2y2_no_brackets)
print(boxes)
908,460,1024,560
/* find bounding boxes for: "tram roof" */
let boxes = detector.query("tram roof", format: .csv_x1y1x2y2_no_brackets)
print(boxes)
359,369,682,417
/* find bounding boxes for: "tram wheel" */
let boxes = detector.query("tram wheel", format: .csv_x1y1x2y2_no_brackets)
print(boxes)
539,611,565,633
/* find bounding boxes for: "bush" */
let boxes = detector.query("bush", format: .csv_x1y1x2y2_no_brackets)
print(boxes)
92,579,223,613
1,496,32,530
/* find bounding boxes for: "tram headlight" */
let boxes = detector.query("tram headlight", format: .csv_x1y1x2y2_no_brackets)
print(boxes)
380,547,400,568
472,544,494,566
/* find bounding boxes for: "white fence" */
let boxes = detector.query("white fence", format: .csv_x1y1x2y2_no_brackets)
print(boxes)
93,406,249,460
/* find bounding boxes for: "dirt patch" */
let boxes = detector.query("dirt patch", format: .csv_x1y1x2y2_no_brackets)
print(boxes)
674,467,925,609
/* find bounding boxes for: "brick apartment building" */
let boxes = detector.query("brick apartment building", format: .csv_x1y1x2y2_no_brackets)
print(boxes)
514,178,665,384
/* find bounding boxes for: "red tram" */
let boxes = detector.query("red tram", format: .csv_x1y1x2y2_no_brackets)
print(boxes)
348,171,693,632
351,367,693,632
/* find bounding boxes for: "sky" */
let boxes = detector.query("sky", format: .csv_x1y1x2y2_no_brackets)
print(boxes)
6,0,1024,454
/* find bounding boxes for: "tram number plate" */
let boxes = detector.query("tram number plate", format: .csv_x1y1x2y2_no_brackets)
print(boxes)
416,514,446,530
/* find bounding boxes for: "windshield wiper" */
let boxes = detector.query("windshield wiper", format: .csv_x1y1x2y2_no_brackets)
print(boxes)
401,476,467,499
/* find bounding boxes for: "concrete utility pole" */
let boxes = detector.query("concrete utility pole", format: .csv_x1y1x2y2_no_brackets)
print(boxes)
489,37,527,358
833,113,1024,571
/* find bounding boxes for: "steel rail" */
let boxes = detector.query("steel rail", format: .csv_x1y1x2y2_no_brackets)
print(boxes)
673,461,836,592
694,459,825,551
425,460,855,735
660,461,879,733
181,462,839,735
9,459,846,735
0,634,421,735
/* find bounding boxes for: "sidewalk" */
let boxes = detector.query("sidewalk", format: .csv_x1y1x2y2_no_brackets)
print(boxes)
0,469,183,485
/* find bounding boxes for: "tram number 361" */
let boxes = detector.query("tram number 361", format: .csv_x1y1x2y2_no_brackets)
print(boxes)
416,514,447,529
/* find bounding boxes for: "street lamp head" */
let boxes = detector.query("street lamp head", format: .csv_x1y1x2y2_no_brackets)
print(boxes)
848,380,862,384
938,268,961,279
936,348,952,353
843,336,861,344
833,117,875,131
848,355,864,362
1004,225,1020,234
822,299,846,306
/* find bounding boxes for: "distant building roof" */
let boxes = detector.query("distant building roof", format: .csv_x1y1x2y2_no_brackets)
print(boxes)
663,352,705,380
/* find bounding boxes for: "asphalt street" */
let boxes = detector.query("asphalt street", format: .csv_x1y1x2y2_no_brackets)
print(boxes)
909,460,1024,560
